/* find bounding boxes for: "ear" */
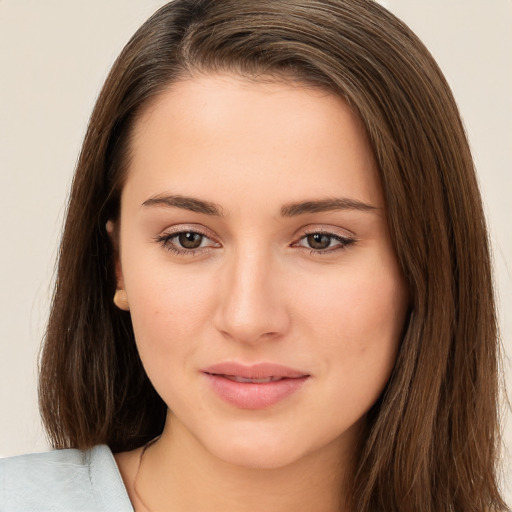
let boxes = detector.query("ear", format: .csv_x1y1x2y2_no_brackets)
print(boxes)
106,220,130,311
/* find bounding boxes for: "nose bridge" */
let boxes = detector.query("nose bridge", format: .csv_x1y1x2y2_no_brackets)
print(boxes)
213,241,289,344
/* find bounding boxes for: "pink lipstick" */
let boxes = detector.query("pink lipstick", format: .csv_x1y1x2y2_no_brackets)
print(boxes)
202,362,310,409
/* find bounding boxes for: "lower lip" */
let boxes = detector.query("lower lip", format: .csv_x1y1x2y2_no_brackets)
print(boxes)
204,374,309,410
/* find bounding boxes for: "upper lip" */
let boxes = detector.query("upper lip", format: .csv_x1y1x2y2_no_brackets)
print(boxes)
203,362,309,379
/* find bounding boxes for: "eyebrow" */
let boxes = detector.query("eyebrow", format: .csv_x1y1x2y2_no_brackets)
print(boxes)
280,198,378,217
142,195,223,216
141,194,378,217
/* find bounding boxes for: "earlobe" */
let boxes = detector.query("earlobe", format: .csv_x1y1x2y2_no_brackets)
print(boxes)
106,220,129,310
106,220,115,236
113,289,130,311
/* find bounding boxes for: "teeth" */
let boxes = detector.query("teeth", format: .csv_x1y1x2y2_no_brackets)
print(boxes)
223,375,283,383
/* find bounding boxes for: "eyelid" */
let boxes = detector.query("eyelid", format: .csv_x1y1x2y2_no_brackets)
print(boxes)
291,225,358,253
157,223,219,240
153,224,222,254
295,224,356,240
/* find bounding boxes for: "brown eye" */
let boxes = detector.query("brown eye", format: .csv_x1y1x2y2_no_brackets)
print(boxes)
155,228,220,255
306,233,332,250
178,232,203,249
294,231,355,254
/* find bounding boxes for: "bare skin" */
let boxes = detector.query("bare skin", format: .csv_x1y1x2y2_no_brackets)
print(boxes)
116,420,352,512
113,73,409,512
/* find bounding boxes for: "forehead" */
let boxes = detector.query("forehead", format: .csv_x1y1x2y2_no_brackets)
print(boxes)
124,73,383,211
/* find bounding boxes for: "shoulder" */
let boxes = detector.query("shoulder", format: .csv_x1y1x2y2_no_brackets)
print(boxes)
0,445,133,511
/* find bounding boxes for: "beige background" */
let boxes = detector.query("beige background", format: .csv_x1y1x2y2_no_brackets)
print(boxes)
1,0,511,503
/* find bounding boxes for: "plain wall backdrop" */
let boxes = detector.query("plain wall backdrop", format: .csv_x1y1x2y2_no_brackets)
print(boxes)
1,0,511,503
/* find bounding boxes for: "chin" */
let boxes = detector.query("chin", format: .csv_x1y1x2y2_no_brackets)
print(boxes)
200,421,333,471
212,440,305,470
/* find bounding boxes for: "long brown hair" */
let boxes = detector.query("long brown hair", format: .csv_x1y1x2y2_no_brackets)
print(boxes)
39,1,508,510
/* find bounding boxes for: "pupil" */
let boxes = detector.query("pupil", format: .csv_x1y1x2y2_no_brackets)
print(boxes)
178,232,202,249
308,233,331,250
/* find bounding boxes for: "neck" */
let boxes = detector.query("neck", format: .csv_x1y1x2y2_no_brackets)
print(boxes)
132,414,355,512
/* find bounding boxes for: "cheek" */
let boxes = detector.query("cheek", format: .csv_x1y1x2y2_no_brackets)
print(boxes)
299,270,407,430
124,263,216,373
297,261,408,398
124,274,215,414
302,269,406,344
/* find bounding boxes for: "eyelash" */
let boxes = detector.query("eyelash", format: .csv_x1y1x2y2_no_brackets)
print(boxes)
154,229,356,256
154,229,218,256
294,231,356,255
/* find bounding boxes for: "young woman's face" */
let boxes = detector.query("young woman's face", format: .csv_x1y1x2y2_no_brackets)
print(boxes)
116,74,409,469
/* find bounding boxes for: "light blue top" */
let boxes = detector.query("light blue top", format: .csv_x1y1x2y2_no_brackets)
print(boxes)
0,445,133,511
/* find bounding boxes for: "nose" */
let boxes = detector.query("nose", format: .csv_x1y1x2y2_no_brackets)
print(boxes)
213,248,291,345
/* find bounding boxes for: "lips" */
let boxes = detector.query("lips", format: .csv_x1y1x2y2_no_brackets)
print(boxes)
221,375,284,383
202,362,310,409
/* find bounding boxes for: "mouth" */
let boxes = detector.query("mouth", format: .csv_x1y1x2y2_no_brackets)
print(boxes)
208,374,288,384
203,361,309,380
202,362,310,409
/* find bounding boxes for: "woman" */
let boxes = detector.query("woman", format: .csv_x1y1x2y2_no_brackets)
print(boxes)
1,0,508,511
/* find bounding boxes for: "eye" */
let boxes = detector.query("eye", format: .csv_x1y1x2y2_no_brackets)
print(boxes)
294,231,355,253
176,232,205,249
305,233,335,250
154,229,220,255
